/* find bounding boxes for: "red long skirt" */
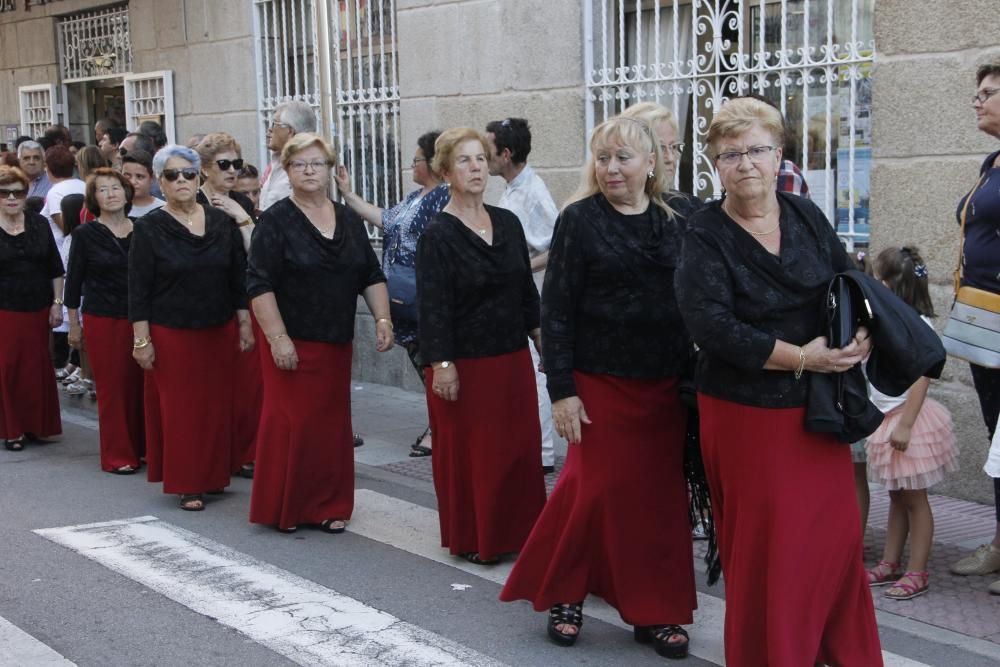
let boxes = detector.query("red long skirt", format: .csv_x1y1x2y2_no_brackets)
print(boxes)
698,394,883,667
500,372,695,626
0,308,61,440
249,340,354,529
231,317,263,471
83,314,144,471
144,322,236,494
425,348,546,561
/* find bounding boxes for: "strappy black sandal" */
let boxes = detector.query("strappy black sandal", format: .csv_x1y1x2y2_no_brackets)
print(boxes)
547,602,584,647
319,519,347,533
459,552,499,565
4,437,25,451
634,624,690,659
409,427,432,457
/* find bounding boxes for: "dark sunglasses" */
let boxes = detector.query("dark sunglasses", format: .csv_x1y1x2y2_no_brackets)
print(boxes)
216,158,244,171
161,168,200,182
0,188,28,199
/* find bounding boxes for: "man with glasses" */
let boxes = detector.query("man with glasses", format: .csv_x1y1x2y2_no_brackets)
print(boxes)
259,101,317,212
485,117,559,474
17,140,50,201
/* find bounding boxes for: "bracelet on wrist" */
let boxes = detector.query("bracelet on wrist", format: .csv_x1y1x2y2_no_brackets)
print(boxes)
133,336,152,350
266,332,288,342
53,298,64,306
432,361,452,370
794,346,806,381
375,317,393,330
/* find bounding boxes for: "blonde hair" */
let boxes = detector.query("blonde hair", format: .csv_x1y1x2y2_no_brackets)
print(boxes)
431,127,488,177
196,132,242,164
621,102,679,138
565,116,672,215
280,133,338,170
706,97,785,159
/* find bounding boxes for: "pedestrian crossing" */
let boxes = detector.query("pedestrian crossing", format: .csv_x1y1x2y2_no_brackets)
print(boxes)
0,615,76,667
22,488,938,667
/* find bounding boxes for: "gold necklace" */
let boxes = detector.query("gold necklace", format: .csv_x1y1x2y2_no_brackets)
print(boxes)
166,206,195,227
724,201,780,236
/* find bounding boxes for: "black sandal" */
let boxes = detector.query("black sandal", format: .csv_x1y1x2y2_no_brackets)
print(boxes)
4,437,25,451
409,427,432,457
276,525,298,534
634,624,690,659
547,602,584,647
460,552,499,565
111,465,138,475
237,462,255,479
179,494,205,511
319,519,347,533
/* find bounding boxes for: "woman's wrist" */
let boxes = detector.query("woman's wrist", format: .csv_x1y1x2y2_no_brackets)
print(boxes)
375,317,393,330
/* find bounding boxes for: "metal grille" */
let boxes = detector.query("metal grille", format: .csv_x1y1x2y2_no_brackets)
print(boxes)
18,84,58,138
253,0,400,243
124,71,175,144
584,0,875,249
57,3,133,83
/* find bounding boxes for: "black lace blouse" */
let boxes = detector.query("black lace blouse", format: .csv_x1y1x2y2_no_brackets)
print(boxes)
675,193,852,408
416,205,540,364
128,206,248,328
246,198,385,343
64,221,131,318
542,193,692,402
0,211,64,312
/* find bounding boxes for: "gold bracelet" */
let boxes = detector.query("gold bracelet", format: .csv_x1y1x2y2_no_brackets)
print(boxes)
53,298,64,306
794,346,806,380
237,218,253,228
266,332,288,342
375,317,393,330
133,336,151,349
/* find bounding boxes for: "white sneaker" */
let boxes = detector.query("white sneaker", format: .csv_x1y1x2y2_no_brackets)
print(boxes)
66,379,92,396
61,368,81,386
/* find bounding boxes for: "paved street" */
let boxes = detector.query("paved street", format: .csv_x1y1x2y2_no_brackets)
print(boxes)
2,383,1000,666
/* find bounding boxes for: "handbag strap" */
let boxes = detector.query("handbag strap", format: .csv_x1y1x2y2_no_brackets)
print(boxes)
955,173,989,295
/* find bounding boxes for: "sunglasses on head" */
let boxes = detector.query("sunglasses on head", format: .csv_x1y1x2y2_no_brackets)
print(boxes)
162,168,199,182
0,188,28,199
216,158,244,172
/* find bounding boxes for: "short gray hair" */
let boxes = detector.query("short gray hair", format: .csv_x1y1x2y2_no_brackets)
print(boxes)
276,100,317,133
151,144,201,178
17,140,43,158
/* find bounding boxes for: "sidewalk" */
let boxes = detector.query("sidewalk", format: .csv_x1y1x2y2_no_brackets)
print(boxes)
61,380,1000,646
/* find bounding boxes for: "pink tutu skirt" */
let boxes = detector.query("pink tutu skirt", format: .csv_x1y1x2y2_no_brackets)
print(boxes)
865,398,958,490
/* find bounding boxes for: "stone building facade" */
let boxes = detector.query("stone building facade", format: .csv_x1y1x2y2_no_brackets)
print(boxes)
1,0,996,503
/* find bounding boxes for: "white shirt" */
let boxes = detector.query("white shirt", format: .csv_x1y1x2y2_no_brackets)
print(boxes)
497,165,558,290
867,315,935,414
129,198,166,218
41,178,86,246
258,156,291,212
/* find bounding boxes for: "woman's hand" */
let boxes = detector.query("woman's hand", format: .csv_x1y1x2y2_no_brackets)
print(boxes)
238,319,255,353
801,326,872,374
890,424,912,451
553,396,592,444
431,364,459,402
49,304,63,329
333,166,353,195
375,319,394,352
210,195,248,223
133,342,155,370
68,321,83,350
270,336,298,371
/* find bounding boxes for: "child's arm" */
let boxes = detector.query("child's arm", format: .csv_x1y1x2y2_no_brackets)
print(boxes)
890,377,930,451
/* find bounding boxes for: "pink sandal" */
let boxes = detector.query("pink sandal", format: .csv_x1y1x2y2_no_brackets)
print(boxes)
884,571,930,601
866,560,901,587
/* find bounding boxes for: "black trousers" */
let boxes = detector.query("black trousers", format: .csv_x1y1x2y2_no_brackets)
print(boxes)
970,363,1000,520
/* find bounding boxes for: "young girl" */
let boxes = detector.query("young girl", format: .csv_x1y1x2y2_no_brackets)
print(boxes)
865,246,959,600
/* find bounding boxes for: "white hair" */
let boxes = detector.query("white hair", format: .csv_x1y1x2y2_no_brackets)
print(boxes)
151,144,201,178
17,140,43,158
276,100,317,133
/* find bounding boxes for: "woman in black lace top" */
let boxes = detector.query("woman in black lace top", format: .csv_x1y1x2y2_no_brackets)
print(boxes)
674,96,881,665
248,133,393,535
0,166,63,451
129,144,254,512
416,127,545,565
65,168,144,474
499,117,695,660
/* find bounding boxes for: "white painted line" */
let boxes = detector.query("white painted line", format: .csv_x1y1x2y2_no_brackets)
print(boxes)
0,614,77,666
34,516,507,667
350,489,933,667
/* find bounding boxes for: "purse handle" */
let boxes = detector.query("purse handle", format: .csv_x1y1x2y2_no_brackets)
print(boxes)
954,173,989,295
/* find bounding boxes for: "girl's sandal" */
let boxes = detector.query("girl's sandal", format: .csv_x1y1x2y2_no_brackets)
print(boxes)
884,571,930,601
866,560,901,587
547,602,584,647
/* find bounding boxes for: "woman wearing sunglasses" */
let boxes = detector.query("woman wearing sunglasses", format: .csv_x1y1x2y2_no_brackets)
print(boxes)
0,166,64,451
129,145,254,512
194,133,261,480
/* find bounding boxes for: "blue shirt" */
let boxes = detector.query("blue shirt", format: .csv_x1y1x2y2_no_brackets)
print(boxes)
957,150,1000,294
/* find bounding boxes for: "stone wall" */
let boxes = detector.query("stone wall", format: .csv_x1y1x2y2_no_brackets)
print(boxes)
871,0,1000,503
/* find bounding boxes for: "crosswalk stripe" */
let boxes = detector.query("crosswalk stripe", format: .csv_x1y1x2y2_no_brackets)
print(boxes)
0,614,77,666
34,516,507,667
351,489,933,667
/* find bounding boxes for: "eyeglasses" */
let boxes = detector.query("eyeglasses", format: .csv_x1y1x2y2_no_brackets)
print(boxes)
715,145,776,166
269,121,292,131
411,157,427,167
161,168,200,182
973,88,1000,105
0,188,27,199
662,142,685,157
216,158,245,171
288,160,330,173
